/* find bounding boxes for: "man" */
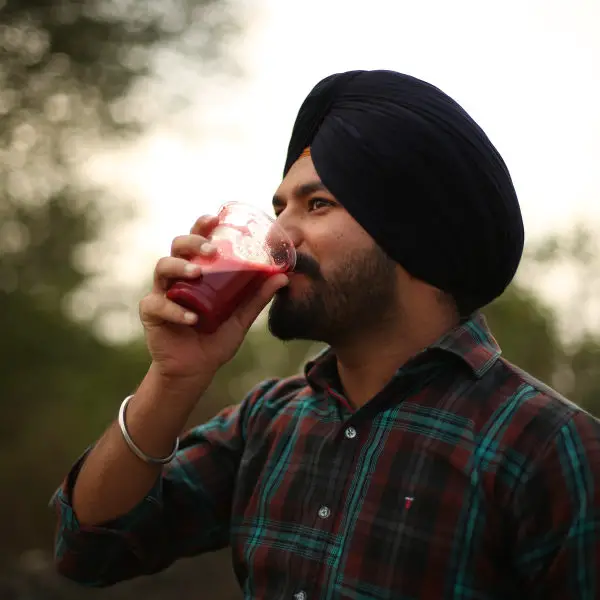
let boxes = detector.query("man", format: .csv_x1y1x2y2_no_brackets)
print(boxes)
52,70,600,599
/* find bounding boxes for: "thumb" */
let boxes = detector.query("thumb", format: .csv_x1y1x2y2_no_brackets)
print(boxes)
232,273,289,332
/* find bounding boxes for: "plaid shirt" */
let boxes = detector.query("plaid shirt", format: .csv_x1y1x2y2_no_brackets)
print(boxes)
52,313,600,599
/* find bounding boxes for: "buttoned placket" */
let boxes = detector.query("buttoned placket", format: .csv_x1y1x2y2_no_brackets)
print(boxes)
294,409,360,598
311,391,362,535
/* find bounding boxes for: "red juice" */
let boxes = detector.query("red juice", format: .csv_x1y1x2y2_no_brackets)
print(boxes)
166,250,283,334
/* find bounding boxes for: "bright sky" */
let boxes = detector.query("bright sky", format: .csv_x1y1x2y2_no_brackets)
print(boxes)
86,0,600,303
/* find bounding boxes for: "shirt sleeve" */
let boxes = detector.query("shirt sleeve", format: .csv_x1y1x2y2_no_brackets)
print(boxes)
51,378,279,587
513,409,600,599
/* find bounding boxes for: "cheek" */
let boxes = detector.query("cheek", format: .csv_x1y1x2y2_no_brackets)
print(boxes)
307,227,348,265
301,214,372,271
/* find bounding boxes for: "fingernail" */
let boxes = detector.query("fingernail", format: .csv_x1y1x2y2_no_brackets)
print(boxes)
184,312,197,323
184,263,200,275
200,242,215,254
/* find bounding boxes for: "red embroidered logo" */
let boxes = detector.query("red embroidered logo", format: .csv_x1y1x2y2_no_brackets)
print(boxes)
404,496,414,510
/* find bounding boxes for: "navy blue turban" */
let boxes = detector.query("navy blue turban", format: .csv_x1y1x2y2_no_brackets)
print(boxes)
283,70,524,314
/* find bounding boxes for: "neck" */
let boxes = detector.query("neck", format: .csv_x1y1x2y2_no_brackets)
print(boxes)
332,305,459,408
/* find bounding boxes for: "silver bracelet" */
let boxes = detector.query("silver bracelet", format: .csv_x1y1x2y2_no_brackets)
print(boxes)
118,395,179,465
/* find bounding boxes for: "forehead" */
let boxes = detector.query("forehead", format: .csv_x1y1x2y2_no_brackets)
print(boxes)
275,156,324,198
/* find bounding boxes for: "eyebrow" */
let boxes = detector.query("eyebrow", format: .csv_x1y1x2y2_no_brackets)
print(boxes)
272,180,329,208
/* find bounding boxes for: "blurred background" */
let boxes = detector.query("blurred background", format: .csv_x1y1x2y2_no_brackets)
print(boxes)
1,0,599,597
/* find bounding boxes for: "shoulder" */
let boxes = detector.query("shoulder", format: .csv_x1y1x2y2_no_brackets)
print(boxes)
240,373,314,435
511,383,600,514
483,358,600,466
500,359,596,426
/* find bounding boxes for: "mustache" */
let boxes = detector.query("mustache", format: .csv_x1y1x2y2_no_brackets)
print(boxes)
291,252,323,280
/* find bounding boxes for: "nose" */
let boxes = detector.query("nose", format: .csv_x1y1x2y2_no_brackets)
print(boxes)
275,213,304,250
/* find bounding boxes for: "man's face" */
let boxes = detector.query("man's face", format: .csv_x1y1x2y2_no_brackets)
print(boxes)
268,156,399,344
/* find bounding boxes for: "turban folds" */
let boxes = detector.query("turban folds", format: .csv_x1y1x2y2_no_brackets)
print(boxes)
284,70,524,314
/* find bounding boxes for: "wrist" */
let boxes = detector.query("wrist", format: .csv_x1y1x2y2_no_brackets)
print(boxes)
145,361,216,399
122,365,214,453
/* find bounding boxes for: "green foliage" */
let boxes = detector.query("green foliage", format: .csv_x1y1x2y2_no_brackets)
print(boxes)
483,284,561,384
568,337,600,411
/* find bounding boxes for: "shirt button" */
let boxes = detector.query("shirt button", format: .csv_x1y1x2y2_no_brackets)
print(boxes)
294,592,307,600
345,426,357,439
318,505,331,519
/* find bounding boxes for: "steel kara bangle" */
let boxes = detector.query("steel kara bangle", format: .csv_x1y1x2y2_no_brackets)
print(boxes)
118,394,179,465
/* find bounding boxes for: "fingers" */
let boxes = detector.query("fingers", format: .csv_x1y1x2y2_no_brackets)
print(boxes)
153,256,202,292
139,294,198,327
169,213,218,260
232,274,289,332
170,234,217,259
190,214,219,236
142,271,289,334
155,236,217,293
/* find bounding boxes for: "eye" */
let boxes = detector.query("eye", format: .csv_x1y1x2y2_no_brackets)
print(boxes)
308,197,335,211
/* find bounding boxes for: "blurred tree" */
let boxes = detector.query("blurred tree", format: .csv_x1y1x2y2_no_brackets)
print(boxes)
0,0,239,308
483,284,562,385
525,224,600,416
568,336,600,414
0,0,240,566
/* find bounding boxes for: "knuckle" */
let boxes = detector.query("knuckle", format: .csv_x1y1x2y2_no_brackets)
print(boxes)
170,235,184,254
138,295,152,318
193,214,212,227
155,256,169,272
156,256,180,276
142,292,158,308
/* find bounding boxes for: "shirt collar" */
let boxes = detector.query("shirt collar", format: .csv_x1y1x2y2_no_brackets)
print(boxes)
429,312,501,378
304,311,502,386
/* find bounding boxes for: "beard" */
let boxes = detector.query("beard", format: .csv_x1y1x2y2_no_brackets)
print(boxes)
267,243,398,344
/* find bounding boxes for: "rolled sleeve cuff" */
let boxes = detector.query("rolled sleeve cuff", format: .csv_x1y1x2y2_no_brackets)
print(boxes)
51,447,163,538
